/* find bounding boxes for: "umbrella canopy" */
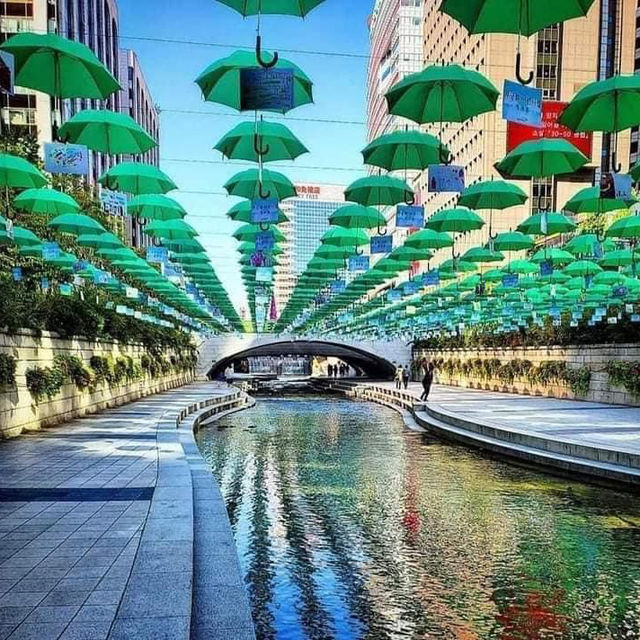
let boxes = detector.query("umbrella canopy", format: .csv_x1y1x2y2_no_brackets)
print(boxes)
458,180,527,210
127,195,187,221
0,32,120,99
496,139,588,178
361,130,448,171
227,200,288,224
517,212,577,236
13,188,79,215
195,50,313,113
493,231,534,251
98,162,177,195
76,232,122,249
320,227,369,248
598,249,637,268
344,175,414,207
0,154,47,189
215,120,308,163
390,245,433,262
58,110,157,154
564,260,603,277
12,226,40,247
329,204,386,230
462,246,504,263
385,64,499,124
426,207,484,233
48,213,105,235
563,186,636,213
214,0,325,16
559,75,640,133
405,228,454,249
144,219,198,241
530,248,575,265
605,214,640,239
224,168,297,201
233,224,286,242
439,0,596,37
565,234,615,255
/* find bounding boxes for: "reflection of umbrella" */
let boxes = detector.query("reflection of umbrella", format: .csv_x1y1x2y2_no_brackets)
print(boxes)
361,130,447,171
215,120,307,163
496,139,588,178
425,207,484,233
14,188,79,215
517,212,577,236
48,213,105,235
98,162,177,195
564,186,636,213
59,110,156,154
329,204,386,230
227,201,288,224
144,219,198,241
0,154,48,189
224,168,297,201
345,175,414,207
0,32,120,99
128,195,186,221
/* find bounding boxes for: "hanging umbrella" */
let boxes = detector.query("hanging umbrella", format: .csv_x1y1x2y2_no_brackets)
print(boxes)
505,259,538,275
390,245,434,262
385,64,499,124
517,212,577,236
405,228,454,249
76,232,123,249
564,260,603,277
439,259,477,273
315,245,354,259
195,50,313,112
605,214,640,239
98,163,177,195
493,231,534,251
0,32,120,99
462,246,504,263
495,139,588,178
329,204,386,230
361,130,448,171
344,175,414,207
530,248,575,265
425,207,484,233
48,213,105,235
214,0,325,16
12,226,40,247
563,186,636,214
224,168,297,201
228,201,288,224
215,120,307,163
458,180,527,210
144,219,198,241
128,195,186,221
598,249,637,268
13,188,80,215
233,224,286,242
564,233,615,256
58,110,157,154
0,154,48,189
320,227,369,248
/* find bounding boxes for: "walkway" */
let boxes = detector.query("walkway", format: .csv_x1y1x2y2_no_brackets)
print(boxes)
0,383,242,640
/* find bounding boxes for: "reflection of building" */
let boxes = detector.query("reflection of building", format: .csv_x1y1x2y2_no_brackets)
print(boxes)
274,183,345,312
415,0,635,263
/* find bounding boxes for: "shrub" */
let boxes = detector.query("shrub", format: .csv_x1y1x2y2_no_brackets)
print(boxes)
0,353,17,387
113,357,128,385
26,366,66,401
54,355,93,391
605,361,640,396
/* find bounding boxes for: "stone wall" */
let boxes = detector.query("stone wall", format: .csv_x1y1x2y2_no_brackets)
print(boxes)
0,330,195,438
414,344,640,406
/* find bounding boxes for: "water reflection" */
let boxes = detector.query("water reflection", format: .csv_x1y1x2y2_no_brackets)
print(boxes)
196,397,640,640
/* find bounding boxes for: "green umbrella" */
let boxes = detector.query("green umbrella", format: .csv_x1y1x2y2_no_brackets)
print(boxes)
564,234,615,256
233,224,286,242
215,120,307,163
320,227,369,248
361,130,448,171
214,0,325,16
495,139,588,178
458,180,527,210
145,219,198,241
505,259,538,274
0,154,48,189
439,259,477,273
76,232,122,249
530,248,575,265
163,238,206,252
174,253,210,265
315,245,354,259
462,246,504,263
48,213,105,235
374,257,407,274
493,231,534,251
559,75,640,133
58,110,157,154
19,242,43,257
405,228,454,249
128,195,186,221
564,186,636,213
0,32,120,99
13,188,80,215
517,212,577,236
598,249,637,268
227,200,288,224
43,251,77,269
12,226,40,247
344,175,414,207
195,50,313,113
605,214,640,239
385,64,499,124
224,168,297,201
426,207,484,233
329,204,386,230
439,0,596,37
564,260,603,277
98,162,177,195
390,245,433,262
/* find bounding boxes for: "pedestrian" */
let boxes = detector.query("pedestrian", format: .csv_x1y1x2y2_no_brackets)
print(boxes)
420,362,435,401
328,364,333,378
402,366,410,390
395,365,403,390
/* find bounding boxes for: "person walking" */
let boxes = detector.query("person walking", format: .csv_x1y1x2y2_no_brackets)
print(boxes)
402,366,410,390
420,362,435,401
395,365,403,389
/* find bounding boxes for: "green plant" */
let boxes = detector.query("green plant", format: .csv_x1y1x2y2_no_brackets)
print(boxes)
25,366,66,402
565,367,592,396
54,354,93,391
113,357,128,385
0,353,17,387
605,361,640,396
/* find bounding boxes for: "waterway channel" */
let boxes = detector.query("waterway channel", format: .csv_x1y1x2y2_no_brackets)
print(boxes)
195,396,640,640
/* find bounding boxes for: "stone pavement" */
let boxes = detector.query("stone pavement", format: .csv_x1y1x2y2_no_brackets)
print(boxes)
389,381,640,454
0,383,232,640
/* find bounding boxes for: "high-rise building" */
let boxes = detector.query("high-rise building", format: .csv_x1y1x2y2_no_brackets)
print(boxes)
629,0,640,165
274,183,345,312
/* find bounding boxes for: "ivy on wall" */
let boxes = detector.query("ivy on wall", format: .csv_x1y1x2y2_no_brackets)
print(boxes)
0,354,17,387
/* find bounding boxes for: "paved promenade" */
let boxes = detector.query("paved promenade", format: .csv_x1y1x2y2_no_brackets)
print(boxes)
0,383,234,640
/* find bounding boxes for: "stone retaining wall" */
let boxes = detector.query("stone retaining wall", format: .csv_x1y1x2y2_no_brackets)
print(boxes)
0,329,195,438
414,344,640,406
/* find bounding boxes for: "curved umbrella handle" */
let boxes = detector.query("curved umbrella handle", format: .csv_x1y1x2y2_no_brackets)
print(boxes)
404,192,416,205
258,181,271,199
537,194,551,212
259,222,271,232
515,52,534,86
439,146,453,166
377,224,388,236
611,151,622,174
256,35,279,69
354,245,364,256
254,133,270,157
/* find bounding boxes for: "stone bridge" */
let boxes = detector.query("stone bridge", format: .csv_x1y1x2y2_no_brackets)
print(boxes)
197,334,412,380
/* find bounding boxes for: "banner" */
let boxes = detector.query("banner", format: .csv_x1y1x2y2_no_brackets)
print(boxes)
255,267,273,283
396,205,425,228
427,165,465,193
240,68,294,112
44,142,89,175
422,271,440,286
255,231,275,252
251,199,279,224
348,255,370,272
41,242,61,260
600,172,632,200
388,290,402,302
502,80,543,127
403,281,419,295
371,235,392,254
331,279,346,294
146,246,168,264
11,267,22,282
502,273,519,288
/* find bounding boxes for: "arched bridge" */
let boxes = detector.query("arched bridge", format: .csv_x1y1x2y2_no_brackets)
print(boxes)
197,334,411,380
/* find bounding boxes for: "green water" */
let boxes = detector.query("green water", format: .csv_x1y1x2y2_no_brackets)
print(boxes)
195,396,640,640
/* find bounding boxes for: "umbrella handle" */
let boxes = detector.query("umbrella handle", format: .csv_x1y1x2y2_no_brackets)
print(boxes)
256,35,279,69
259,222,271,232
258,181,271,199
377,224,388,236
354,245,364,256
439,146,453,166
254,133,270,157
537,194,551,212
611,151,622,174
404,192,416,205
515,52,534,86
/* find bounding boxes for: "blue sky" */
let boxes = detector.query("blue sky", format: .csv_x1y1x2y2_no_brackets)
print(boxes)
118,0,374,313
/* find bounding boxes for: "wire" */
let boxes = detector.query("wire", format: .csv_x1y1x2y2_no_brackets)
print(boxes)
161,157,366,173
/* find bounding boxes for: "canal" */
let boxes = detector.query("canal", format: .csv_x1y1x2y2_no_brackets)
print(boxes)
195,396,640,640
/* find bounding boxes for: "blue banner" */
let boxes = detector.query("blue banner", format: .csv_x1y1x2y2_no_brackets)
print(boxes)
255,267,273,283
251,199,279,224
11,267,22,282
59,283,73,296
422,271,440,286
427,165,465,193
44,142,89,175
240,68,294,112
539,260,554,276
146,246,168,264
371,235,392,254
255,231,275,252
331,279,346,294
40,277,49,292
403,281,419,295
396,205,424,228
73,260,88,273
502,273,519,288
502,80,543,127
41,242,61,260
388,290,402,302
348,255,370,272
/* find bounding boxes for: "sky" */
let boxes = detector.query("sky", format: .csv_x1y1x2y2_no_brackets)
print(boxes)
117,0,374,314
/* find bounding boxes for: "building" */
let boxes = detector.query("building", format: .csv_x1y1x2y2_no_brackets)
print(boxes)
414,0,636,263
629,0,640,165
274,183,346,313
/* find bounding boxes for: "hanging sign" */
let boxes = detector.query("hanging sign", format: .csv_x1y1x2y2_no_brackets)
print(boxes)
502,273,519,288
540,260,554,276
371,235,392,254
41,242,61,260
388,290,402,302
93,270,110,285
396,205,425,228
403,281,419,295
331,279,346,294
600,172,632,200
125,286,139,299
44,142,89,175
502,80,543,127
73,260,88,273
348,255,370,272
11,267,22,282
146,246,168,264
40,277,49,292
240,68,294,112
59,283,73,296
251,198,279,224
428,165,465,193
255,231,275,252
4,218,13,239
613,286,629,298
100,189,127,212
255,267,273,283
422,271,440,286
0,51,14,94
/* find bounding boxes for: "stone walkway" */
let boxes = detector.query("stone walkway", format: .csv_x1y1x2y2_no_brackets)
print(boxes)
0,383,229,640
